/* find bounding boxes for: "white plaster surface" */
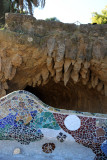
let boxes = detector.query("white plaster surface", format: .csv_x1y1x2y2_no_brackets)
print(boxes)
64,115,81,131
41,128,75,141
0,128,95,160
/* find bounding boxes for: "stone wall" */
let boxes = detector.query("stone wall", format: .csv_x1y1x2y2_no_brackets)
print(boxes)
0,13,107,113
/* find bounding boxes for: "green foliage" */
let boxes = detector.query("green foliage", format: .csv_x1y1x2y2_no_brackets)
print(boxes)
0,27,4,30
45,17,60,22
92,6,107,24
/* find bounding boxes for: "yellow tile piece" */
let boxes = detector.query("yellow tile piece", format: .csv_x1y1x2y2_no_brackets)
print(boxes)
24,115,32,125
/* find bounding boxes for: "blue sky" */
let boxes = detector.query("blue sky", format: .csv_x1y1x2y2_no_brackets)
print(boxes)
34,0,107,24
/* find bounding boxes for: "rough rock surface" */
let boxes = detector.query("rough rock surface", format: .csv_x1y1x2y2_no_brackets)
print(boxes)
0,13,107,113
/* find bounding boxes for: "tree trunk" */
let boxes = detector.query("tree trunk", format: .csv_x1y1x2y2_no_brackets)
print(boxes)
0,0,10,26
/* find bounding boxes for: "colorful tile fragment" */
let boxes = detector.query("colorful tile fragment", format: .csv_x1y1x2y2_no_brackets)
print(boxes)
0,91,60,145
0,90,106,160
42,143,55,153
101,140,107,156
57,132,67,142
53,113,107,159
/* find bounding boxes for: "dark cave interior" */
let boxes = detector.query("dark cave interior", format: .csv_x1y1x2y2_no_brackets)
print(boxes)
24,80,106,114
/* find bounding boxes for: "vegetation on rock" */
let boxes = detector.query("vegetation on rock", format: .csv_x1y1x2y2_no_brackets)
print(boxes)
45,17,60,22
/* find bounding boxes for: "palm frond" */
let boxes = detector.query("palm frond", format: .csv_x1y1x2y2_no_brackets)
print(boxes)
0,0,46,20
26,0,33,15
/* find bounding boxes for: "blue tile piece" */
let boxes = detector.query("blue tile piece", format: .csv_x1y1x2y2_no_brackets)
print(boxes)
101,140,107,156
19,91,23,94
0,90,61,145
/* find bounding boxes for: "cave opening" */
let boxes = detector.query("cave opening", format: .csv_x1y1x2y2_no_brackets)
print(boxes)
24,80,106,114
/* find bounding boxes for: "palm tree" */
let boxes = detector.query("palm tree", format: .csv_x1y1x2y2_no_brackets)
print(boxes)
0,0,10,25
0,0,45,25
10,0,45,15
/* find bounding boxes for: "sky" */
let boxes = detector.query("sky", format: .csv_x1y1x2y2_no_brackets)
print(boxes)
34,0,107,24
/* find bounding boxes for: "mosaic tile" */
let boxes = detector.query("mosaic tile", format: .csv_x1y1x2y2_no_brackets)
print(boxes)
0,91,61,145
101,140,107,156
53,113,107,159
42,143,55,153
0,90,106,159
57,132,67,142
64,115,81,131
8,124,44,145
96,128,105,137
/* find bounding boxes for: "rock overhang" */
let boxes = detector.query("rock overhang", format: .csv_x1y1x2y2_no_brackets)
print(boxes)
0,13,107,113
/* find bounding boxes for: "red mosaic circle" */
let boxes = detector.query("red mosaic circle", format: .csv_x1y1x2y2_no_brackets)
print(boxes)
42,143,55,153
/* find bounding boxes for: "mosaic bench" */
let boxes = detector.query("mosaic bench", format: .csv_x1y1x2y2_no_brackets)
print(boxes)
0,90,106,160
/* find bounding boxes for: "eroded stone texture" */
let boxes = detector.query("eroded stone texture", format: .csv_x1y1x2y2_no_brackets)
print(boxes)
0,13,107,113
